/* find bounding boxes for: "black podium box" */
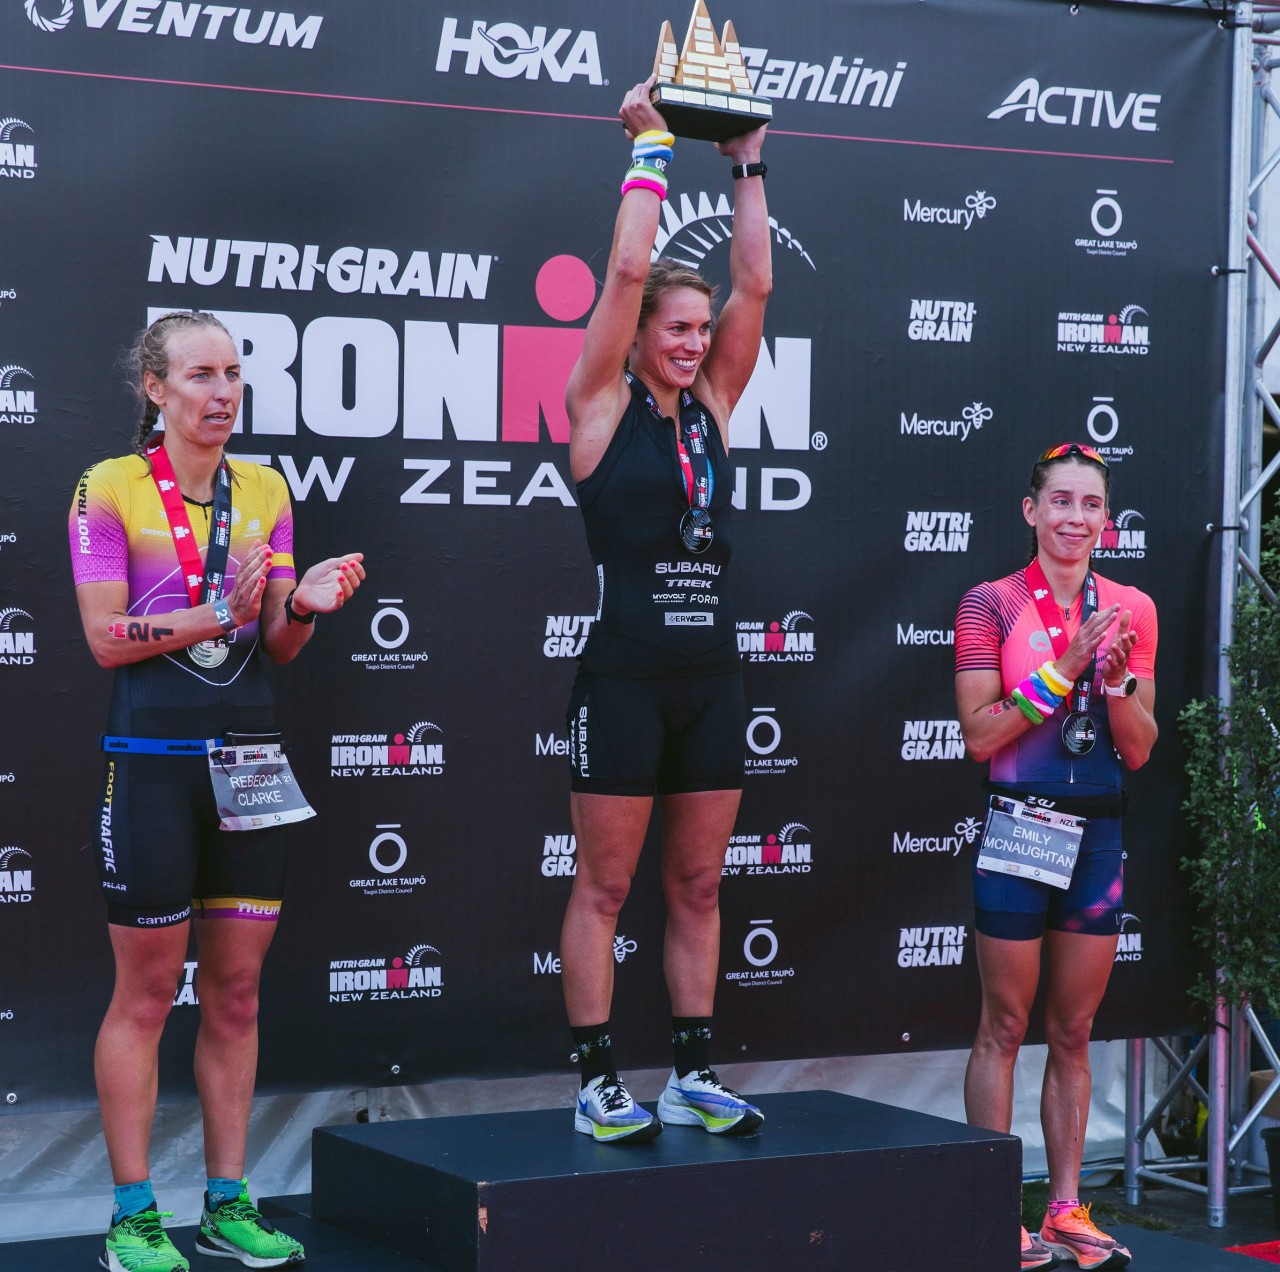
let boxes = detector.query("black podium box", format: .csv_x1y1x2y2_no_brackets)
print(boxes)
312,1090,1021,1272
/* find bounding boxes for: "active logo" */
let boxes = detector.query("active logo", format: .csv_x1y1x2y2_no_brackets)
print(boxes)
1056,305,1149,355
900,400,991,442
898,925,967,968
329,723,445,777
738,44,906,110
892,818,981,859
908,299,975,343
435,17,603,83
350,825,426,897
0,117,35,180
329,943,443,1002
0,608,36,665
0,365,35,424
541,832,576,878
543,614,594,658
896,621,954,648
988,80,1159,131
744,706,798,776
1115,911,1144,963
903,191,996,231
1094,509,1147,561
901,720,965,761
1076,189,1137,257
736,611,815,662
725,918,795,988
350,598,429,671
723,823,812,876
904,511,972,552
0,846,33,903
27,2,322,46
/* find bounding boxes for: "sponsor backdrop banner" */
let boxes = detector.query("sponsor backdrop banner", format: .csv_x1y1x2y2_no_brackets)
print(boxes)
0,0,1227,1106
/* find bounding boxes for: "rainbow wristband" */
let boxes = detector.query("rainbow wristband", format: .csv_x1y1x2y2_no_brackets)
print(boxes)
621,162,668,200
1038,661,1073,698
1010,687,1045,725
1026,671,1063,713
633,129,676,149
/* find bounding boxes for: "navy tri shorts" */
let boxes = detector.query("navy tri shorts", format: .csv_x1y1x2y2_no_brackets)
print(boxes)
91,752,287,928
567,666,746,796
973,815,1124,941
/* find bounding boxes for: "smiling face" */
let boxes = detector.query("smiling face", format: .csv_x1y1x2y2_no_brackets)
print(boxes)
629,286,713,400
143,327,242,450
1023,458,1109,566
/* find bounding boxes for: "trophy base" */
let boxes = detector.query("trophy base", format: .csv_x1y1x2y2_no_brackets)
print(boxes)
650,82,773,142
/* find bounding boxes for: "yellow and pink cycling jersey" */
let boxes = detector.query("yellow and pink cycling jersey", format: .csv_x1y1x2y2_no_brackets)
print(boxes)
69,453,296,730
955,567,1157,794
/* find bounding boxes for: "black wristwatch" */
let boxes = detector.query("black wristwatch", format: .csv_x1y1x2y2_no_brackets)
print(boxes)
284,587,316,626
731,162,767,181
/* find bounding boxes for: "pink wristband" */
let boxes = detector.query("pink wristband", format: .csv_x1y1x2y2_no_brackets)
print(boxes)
621,176,668,201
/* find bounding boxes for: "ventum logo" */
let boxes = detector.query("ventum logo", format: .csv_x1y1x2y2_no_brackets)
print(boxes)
25,1,323,47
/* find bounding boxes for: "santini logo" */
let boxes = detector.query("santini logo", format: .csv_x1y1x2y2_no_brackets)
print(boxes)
989,79,1159,131
27,1,323,46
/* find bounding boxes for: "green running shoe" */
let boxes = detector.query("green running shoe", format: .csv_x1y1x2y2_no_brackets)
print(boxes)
194,1181,304,1267
100,1205,190,1272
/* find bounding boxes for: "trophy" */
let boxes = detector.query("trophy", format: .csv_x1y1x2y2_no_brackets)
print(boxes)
649,1,773,142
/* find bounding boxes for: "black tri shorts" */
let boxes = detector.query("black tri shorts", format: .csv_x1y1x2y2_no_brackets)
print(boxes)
92,751,287,929
567,665,746,796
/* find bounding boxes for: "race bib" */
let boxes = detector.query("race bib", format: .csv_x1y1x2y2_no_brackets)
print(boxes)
206,736,316,832
976,795,1085,891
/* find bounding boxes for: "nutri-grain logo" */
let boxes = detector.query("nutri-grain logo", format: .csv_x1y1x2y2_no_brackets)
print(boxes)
328,943,443,1002
543,614,594,658
898,924,966,968
1056,306,1149,355
0,118,36,179
901,720,965,761
329,723,444,777
904,511,971,552
540,832,577,877
736,611,815,662
908,300,975,343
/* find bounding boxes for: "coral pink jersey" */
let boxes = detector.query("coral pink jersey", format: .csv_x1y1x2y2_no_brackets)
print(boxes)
955,567,1156,793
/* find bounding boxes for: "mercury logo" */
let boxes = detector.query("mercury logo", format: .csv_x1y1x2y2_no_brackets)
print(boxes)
435,17,603,83
28,2,323,47
896,622,954,647
903,191,995,231
0,365,36,423
988,79,1159,131
898,925,966,968
900,401,991,442
891,818,977,857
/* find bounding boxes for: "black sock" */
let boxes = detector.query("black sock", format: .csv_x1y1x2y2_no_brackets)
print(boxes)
672,1016,712,1077
571,1023,614,1087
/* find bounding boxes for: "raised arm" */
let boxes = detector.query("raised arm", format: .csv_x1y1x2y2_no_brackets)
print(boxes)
696,124,772,434
566,79,670,484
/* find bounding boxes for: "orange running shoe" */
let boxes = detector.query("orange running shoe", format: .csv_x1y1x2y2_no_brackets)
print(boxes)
1021,1225,1056,1270
1039,1204,1131,1270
